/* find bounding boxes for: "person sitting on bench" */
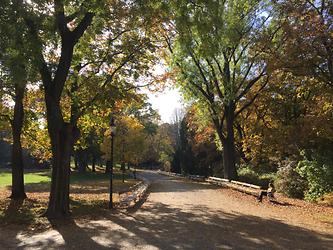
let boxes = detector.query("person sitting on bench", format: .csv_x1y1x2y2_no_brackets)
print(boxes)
257,182,276,202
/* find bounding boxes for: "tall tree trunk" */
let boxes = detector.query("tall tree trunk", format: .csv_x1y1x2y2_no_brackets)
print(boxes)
44,93,79,218
222,139,238,180
74,151,79,169
105,161,111,174
10,83,26,199
91,155,96,172
222,103,238,180
77,149,88,173
22,2,93,218
45,122,74,218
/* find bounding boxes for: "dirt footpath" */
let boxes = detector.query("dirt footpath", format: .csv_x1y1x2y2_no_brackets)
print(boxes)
0,170,332,249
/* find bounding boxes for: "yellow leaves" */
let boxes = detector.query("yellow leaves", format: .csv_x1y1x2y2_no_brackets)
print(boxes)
100,114,146,163
322,102,333,114
22,125,51,162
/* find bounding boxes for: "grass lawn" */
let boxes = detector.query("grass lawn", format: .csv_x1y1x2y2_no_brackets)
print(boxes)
0,168,140,229
0,171,50,187
0,168,136,188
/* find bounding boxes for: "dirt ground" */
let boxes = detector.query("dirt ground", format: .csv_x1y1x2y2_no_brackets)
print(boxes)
0,170,332,249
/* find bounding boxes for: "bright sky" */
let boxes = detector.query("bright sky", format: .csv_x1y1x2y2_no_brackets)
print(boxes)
147,88,183,123
141,61,184,123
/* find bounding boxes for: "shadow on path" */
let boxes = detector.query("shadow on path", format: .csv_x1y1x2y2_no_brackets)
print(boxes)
48,218,110,249
108,202,333,250
37,199,332,249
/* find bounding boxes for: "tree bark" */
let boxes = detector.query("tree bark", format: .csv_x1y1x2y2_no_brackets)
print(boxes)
222,103,238,180
10,82,27,200
91,155,96,172
45,121,74,218
105,160,111,174
121,162,125,183
213,106,238,180
77,149,88,173
222,138,238,180
43,93,79,218
74,151,79,169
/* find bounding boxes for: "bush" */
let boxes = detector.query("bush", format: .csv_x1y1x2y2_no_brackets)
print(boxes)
238,166,276,188
238,166,259,183
317,192,333,206
296,151,333,201
275,162,307,199
160,152,172,172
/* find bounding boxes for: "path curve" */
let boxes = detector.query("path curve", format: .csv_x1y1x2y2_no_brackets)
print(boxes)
1,170,333,249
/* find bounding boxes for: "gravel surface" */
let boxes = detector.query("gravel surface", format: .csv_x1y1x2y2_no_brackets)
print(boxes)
0,170,332,249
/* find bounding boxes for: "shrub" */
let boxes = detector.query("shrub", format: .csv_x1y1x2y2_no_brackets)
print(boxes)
317,192,333,206
275,162,307,199
296,151,333,201
238,166,260,184
238,166,276,188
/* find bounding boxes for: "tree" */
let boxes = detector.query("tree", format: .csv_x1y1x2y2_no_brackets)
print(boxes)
273,0,333,88
0,1,35,199
239,71,333,168
100,97,160,168
18,0,95,217
14,0,157,217
0,65,28,199
236,0,333,171
162,0,275,179
101,115,145,166
170,105,223,176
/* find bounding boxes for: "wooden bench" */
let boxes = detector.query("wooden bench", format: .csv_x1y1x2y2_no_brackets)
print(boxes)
207,177,261,197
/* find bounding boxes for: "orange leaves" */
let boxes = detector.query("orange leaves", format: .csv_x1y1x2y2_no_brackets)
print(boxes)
194,126,215,145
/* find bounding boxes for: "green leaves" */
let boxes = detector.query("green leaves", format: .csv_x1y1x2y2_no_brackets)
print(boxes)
297,151,333,201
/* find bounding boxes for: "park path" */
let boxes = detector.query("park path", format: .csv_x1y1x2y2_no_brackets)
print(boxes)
1,170,333,249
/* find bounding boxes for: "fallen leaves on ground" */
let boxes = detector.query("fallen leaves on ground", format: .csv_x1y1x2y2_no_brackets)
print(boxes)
0,179,139,231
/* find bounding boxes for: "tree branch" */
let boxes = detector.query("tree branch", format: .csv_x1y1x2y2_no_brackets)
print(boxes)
235,76,269,117
235,67,266,102
72,12,94,43
54,0,69,38
205,58,224,99
21,10,52,90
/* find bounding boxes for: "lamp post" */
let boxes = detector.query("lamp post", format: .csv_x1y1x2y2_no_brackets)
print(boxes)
109,116,116,209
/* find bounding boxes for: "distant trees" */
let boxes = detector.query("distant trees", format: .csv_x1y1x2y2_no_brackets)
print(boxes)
171,106,222,177
100,99,170,170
